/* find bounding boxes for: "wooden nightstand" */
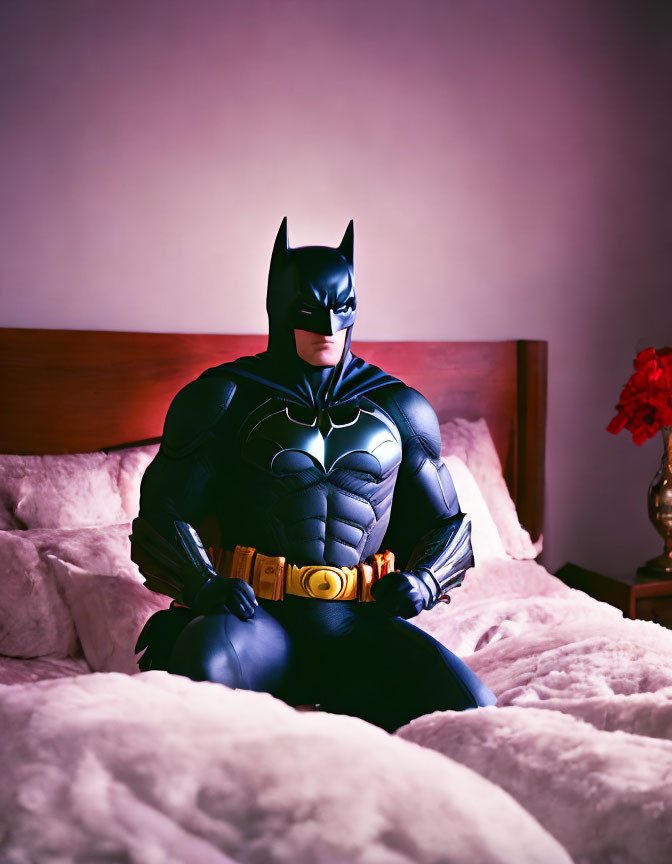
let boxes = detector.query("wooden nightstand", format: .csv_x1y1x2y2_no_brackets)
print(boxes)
556,563,672,629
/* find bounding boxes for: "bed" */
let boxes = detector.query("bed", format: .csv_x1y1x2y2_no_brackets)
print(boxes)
1,327,671,864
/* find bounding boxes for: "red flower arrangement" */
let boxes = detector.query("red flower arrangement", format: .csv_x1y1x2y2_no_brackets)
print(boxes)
607,347,672,445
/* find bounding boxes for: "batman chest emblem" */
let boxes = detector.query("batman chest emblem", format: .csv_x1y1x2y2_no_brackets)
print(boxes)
242,401,402,479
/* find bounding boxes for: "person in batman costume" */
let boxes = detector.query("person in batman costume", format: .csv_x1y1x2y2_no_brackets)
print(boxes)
131,218,496,732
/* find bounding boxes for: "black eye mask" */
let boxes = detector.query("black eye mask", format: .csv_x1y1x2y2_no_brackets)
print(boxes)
201,218,400,409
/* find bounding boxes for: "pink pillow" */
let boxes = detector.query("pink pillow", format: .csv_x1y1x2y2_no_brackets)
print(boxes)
48,557,170,674
0,523,167,662
0,444,159,530
440,419,541,560
442,455,507,564
0,528,79,658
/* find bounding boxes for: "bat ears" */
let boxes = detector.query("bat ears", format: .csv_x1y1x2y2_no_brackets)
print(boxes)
271,217,353,266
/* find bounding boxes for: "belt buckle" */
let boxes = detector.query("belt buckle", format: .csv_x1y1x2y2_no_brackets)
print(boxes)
291,564,355,600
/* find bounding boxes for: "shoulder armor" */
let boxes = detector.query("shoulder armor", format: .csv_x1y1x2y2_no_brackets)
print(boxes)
162,377,237,457
377,384,441,454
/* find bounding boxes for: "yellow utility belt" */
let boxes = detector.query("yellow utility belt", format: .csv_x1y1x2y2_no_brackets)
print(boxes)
209,545,395,602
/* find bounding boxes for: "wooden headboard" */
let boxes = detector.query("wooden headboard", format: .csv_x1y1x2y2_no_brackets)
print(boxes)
0,328,547,541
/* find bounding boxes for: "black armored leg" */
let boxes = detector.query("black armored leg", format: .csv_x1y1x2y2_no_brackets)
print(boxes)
311,610,496,732
168,605,294,697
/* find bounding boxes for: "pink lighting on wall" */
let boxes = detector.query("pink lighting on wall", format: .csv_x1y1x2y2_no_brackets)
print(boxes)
1,0,670,576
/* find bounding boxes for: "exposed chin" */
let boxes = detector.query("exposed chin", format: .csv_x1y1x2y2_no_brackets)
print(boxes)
293,328,346,366
308,349,340,366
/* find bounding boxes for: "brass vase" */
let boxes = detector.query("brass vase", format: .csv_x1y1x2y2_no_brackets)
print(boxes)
644,425,672,578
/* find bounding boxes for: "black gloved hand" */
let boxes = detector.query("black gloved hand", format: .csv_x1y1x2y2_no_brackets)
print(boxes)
190,576,258,620
172,520,258,620
370,570,438,619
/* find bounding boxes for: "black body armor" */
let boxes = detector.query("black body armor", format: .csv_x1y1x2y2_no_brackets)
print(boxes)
131,218,473,611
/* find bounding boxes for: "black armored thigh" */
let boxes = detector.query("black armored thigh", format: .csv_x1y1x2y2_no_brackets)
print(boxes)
161,598,495,733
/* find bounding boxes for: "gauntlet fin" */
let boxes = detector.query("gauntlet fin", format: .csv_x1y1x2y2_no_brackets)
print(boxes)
130,516,214,606
405,511,473,607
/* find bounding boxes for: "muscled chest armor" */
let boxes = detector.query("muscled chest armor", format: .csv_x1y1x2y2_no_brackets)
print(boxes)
231,395,403,567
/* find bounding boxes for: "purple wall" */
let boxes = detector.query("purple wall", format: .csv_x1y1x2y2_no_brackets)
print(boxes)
1,1,671,576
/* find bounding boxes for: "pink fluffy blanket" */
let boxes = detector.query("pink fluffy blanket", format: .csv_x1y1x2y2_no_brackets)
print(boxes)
1,559,672,863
